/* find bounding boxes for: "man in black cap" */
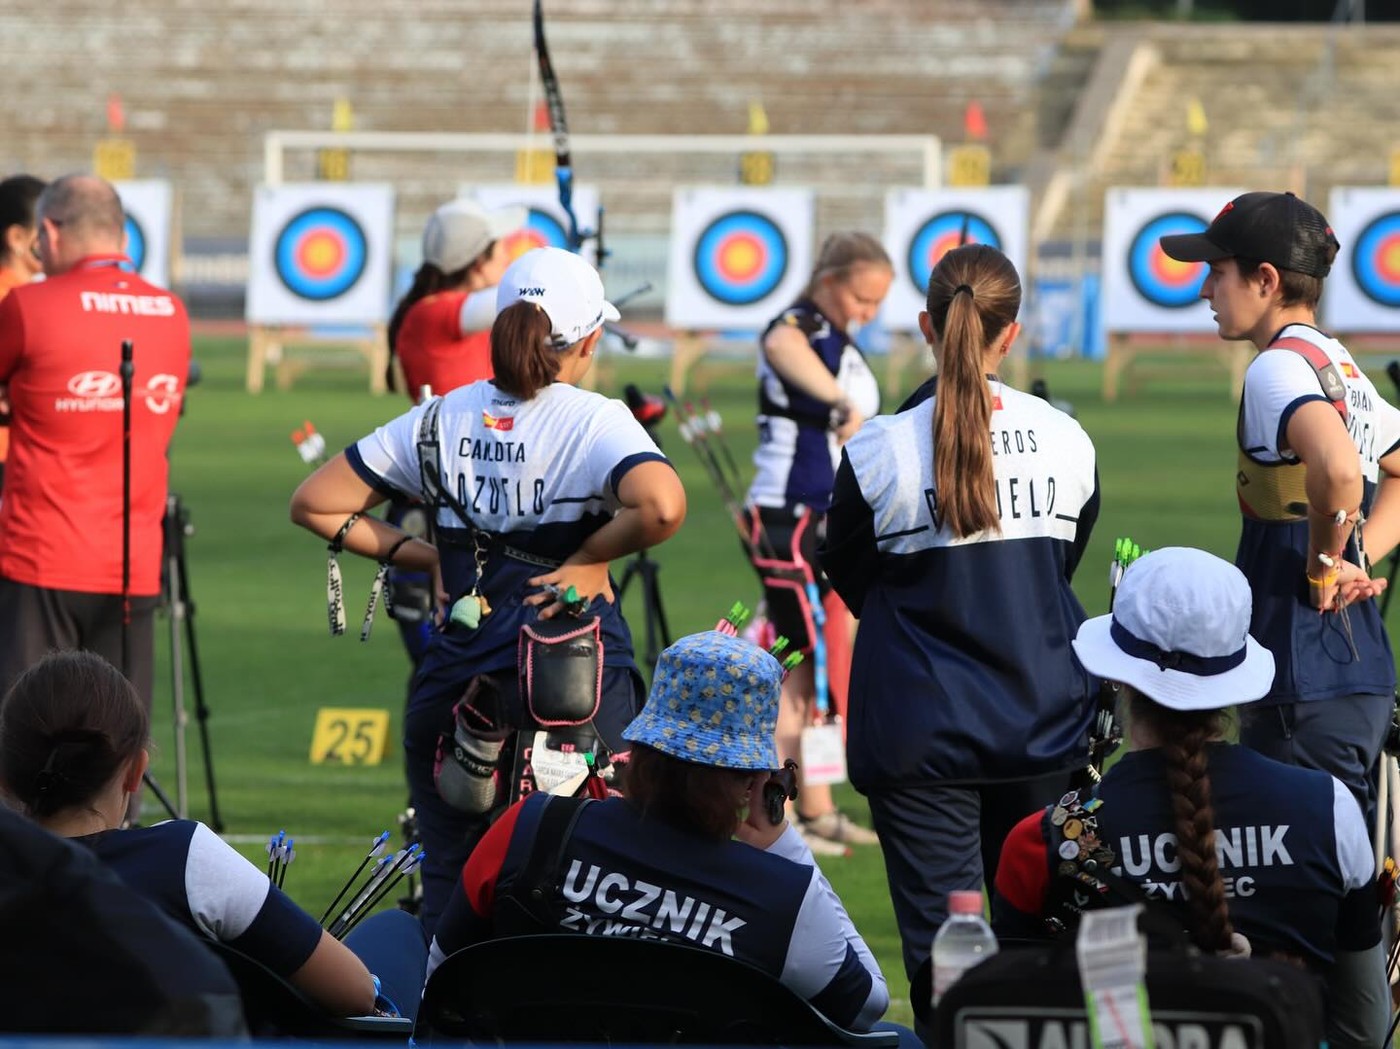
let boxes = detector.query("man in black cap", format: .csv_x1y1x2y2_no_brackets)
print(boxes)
1161,192,1400,1049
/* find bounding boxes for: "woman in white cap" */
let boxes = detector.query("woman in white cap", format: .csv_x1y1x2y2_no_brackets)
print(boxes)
291,247,686,935
993,548,1376,1046
385,199,525,400
425,629,891,1034
380,200,525,669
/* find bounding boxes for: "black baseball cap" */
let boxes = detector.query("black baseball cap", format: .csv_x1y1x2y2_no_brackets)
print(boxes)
1158,191,1340,279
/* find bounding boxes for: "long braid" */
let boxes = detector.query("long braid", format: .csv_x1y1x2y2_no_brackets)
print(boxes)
1133,692,1233,951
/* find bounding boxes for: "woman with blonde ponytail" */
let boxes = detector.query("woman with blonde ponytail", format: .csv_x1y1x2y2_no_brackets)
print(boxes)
820,244,1100,985
746,231,892,854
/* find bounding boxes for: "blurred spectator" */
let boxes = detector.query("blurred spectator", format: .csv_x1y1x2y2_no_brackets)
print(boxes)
0,173,47,490
0,174,189,717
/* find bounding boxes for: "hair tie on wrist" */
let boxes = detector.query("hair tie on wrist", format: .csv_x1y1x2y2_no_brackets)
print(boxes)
381,535,413,566
952,284,975,300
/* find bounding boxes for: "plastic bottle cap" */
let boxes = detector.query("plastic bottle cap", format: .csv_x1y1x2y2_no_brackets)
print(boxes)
948,890,983,916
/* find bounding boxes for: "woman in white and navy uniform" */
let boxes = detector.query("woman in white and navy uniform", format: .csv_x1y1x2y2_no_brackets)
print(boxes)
994,549,1372,1044
747,232,891,849
291,248,687,935
0,650,397,1018
819,244,1099,982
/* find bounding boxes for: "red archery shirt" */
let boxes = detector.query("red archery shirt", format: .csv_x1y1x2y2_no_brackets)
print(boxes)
396,291,492,400
0,256,190,595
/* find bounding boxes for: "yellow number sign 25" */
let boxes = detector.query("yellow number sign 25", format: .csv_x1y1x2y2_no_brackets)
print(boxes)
310,708,391,765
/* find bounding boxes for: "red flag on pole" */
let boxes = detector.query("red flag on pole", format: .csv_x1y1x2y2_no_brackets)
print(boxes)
963,100,987,142
106,93,126,134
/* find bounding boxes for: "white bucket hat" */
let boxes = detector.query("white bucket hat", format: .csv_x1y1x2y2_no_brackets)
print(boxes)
1072,547,1275,712
496,246,620,349
422,199,525,273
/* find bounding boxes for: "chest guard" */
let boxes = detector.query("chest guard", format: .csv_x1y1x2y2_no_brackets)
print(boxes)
1236,338,1348,522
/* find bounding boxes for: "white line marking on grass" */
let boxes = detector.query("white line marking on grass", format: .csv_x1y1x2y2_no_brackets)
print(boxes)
223,834,368,846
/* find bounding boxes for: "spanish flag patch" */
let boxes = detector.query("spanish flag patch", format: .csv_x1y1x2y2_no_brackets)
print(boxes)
482,410,514,432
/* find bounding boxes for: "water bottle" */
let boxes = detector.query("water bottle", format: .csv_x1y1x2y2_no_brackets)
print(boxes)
931,890,999,1010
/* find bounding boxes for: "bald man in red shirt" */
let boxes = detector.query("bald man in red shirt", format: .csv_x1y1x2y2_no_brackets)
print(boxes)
0,174,190,710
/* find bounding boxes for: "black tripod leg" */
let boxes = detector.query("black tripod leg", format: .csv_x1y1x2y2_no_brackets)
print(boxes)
177,546,223,832
645,560,671,654
142,771,180,823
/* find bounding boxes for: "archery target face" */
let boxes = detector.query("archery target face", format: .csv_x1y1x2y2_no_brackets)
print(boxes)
466,184,601,266
692,210,789,306
882,188,1029,331
1127,212,1209,308
1325,187,1400,331
666,187,813,329
1100,187,1245,334
246,183,395,325
123,213,147,274
273,207,368,301
1352,213,1400,307
905,212,1001,298
113,180,173,289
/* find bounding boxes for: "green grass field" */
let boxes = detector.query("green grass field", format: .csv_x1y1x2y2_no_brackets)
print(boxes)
146,335,1374,1025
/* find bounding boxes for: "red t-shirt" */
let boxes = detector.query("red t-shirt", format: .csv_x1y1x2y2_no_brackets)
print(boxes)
0,256,190,595
0,266,34,467
396,291,492,400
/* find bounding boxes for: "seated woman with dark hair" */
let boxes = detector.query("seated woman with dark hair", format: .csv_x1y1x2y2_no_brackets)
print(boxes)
993,548,1376,1048
427,630,890,1034
0,649,404,1018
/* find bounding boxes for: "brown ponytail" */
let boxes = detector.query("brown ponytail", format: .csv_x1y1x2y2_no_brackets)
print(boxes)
925,244,1020,538
0,651,149,821
1127,689,1235,953
490,301,560,400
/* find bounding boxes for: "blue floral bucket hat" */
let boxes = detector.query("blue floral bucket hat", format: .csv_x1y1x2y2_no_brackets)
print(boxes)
622,631,781,770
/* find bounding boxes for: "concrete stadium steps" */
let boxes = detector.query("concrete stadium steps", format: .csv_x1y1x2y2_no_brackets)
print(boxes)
4,0,1073,239
1047,23,1400,243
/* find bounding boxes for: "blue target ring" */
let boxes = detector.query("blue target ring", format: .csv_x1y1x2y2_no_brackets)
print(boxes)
526,208,568,249
905,212,1001,297
693,210,789,306
122,213,146,274
502,207,569,260
1351,211,1400,308
273,207,368,302
1128,212,1209,308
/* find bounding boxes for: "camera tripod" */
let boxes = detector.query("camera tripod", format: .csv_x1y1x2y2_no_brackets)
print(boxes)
616,548,671,670
160,493,224,830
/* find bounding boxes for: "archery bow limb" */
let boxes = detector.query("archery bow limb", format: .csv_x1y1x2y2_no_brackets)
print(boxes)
533,0,589,257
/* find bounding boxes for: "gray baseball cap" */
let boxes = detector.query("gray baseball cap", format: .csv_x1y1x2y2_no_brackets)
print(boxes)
422,200,526,273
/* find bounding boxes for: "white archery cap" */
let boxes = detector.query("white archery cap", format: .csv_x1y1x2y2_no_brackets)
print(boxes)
1072,547,1274,712
422,199,525,274
496,246,619,349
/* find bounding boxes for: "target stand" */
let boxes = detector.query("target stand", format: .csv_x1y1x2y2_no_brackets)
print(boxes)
244,185,396,394
1101,332,1251,402
245,324,389,394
